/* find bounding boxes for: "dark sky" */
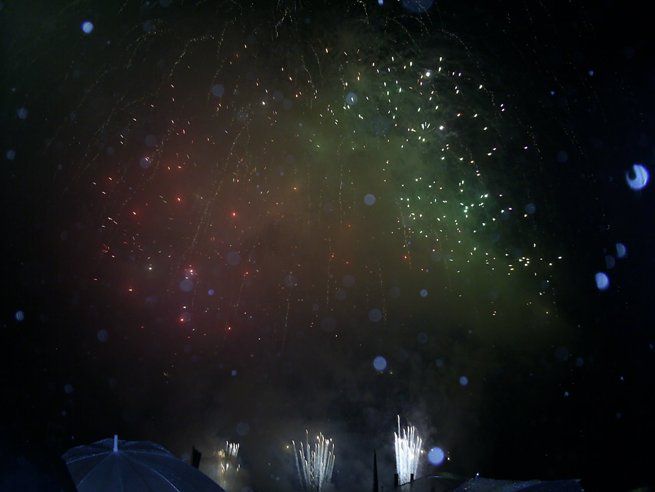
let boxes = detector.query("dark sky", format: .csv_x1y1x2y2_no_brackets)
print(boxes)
2,1,655,490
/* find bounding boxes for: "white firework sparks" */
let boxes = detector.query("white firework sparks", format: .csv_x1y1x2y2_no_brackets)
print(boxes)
293,431,336,491
394,416,423,484
216,441,240,485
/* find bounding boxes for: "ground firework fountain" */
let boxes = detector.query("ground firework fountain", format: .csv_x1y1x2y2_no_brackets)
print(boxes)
293,432,335,491
394,416,422,485
216,441,240,487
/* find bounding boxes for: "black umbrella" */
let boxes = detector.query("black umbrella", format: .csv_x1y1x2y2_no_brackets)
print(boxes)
63,436,226,492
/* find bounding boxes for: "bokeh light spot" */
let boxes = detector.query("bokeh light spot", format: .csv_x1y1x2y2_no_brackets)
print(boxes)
364,193,376,206
373,356,387,372
626,163,649,190
427,447,445,466
211,84,225,97
226,251,241,266
139,156,152,169
345,92,358,105
368,308,382,322
179,278,194,292
604,255,615,270
81,21,94,34
594,272,610,291
615,242,627,259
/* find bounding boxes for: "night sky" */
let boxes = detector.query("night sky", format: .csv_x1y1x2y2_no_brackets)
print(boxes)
3,1,655,490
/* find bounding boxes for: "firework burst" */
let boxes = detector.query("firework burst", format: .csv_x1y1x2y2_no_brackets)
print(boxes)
394,416,423,485
47,0,560,348
216,441,240,487
293,431,336,491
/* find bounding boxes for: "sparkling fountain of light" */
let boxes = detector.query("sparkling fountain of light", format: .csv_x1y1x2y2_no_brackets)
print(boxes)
394,416,422,485
293,431,335,491
216,441,240,486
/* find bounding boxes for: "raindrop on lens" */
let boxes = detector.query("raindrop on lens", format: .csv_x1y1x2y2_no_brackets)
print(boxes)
211,84,225,97
427,447,445,466
605,255,616,269
626,163,649,190
179,278,194,292
81,21,94,34
594,272,610,291
226,251,241,266
373,356,387,372
615,242,627,258
368,308,382,323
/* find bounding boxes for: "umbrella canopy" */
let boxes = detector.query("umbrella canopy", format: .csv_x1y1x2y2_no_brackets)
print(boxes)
453,477,582,491
63,436,226,492
392,475,582,491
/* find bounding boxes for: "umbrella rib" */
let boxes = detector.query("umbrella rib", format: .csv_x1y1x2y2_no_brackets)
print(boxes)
125,450,180,460
124,454,183,492
77,452,115,488
65,451,110,464
121,454,165,492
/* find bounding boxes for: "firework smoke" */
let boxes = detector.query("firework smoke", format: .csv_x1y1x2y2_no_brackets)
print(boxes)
394,416,423,484
293,431,336,491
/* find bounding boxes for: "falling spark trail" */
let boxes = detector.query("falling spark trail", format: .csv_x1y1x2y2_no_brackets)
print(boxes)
394,416,422,485
293,431,335,491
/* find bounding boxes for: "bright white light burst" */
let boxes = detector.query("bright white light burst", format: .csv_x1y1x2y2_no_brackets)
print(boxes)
293,432,336,491
394,416,423,484
216,441,240,486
